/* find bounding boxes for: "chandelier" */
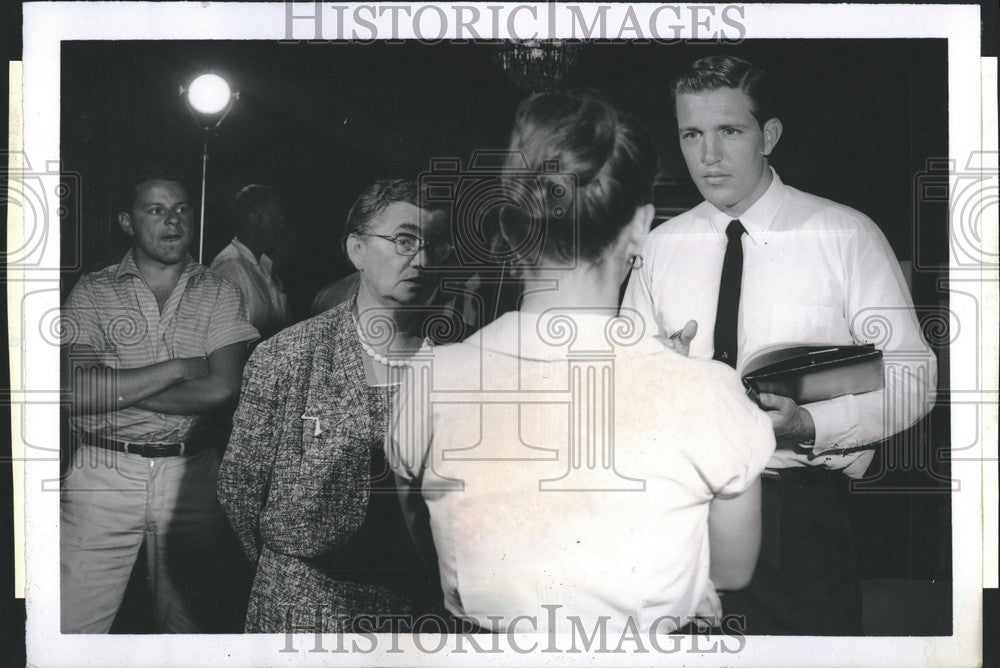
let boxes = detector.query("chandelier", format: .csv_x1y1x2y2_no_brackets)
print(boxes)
495,40,581,93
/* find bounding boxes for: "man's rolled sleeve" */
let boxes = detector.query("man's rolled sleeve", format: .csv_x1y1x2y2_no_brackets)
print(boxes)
205,280,259,355
212,258,262,330
62,276,104,349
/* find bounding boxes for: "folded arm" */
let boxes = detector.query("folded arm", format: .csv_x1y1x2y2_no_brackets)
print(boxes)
61,344,207,414
133,341,250,415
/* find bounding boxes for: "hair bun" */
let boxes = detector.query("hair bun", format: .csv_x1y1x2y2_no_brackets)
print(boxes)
585,99,618,180
501,90,657,264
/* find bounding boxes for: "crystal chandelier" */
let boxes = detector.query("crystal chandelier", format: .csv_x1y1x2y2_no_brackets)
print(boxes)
495,40,581,93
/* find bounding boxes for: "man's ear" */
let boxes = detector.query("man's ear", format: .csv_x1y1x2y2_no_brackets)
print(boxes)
345,233,365,271
762,117,783,157
118,212,134,237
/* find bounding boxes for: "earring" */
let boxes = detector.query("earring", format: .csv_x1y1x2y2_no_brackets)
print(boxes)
628,254,643,270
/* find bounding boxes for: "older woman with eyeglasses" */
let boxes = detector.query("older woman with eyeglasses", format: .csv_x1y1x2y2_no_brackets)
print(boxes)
218,179,453,633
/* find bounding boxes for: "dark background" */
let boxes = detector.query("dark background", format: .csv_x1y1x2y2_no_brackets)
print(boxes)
57,38,955,632
59,40,950,315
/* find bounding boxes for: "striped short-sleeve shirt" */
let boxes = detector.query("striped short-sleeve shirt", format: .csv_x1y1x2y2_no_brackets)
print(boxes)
62,249,260,442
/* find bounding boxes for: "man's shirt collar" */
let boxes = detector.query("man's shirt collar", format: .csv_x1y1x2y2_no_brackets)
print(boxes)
114,248,200,283
706,167,787,244
229,237,260,266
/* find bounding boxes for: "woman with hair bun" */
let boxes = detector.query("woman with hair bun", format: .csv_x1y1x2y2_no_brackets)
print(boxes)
390,90,775,634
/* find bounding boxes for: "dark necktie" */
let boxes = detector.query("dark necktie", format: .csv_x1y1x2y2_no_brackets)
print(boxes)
713,220,746,368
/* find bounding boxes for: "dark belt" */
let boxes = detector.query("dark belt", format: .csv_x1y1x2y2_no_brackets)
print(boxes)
73,430,201,458
760,466,846,485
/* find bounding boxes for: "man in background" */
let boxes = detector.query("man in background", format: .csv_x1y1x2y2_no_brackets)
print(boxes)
310,270,360,316
623,55,936,634
210,184,292,340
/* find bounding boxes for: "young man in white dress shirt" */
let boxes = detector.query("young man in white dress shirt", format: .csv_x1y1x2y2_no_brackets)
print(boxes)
622,55,937,634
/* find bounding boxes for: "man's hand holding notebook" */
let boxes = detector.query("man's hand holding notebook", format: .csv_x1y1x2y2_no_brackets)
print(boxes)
741,344,885,407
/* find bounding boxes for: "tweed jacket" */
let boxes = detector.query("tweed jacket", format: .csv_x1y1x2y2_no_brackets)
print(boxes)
218,300,383,564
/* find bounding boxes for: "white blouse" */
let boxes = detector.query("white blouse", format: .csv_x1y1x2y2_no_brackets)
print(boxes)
389,310,775,633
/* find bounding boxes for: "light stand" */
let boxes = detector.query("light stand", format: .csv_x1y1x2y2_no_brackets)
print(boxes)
180,73,237,263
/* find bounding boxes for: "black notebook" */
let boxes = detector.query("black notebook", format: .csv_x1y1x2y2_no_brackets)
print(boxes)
741,344,884,406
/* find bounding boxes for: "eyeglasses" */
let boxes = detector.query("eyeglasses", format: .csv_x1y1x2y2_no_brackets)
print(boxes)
359,232,454,260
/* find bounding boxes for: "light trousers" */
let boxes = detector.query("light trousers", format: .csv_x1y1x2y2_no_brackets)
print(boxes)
60,445,231,633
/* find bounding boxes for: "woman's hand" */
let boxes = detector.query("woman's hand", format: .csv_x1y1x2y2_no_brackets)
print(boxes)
692,585,724,631
655,319,698,356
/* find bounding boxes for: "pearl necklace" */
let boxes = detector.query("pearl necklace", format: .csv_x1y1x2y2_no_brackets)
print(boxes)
353,314,429,368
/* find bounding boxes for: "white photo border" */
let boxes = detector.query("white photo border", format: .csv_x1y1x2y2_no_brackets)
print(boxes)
19,2,986,666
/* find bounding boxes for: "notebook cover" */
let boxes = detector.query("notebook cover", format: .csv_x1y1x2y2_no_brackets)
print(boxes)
741,344,884,405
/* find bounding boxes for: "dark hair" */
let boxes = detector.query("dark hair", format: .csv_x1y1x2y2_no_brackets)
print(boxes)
118,166,191,214
233,184,282,235
500,90,657,264
672,55,774,126
340,178,435,257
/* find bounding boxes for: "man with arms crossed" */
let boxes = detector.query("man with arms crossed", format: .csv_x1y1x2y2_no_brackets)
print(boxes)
622,56,937,634
60,168,258,632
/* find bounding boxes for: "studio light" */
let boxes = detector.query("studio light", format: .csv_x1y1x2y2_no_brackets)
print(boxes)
179,72,238,263
181,72,237,130
187,73,232,115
